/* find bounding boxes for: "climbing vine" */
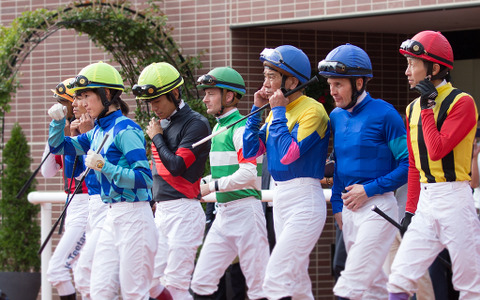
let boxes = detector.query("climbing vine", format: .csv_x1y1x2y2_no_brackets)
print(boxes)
0,0,208,171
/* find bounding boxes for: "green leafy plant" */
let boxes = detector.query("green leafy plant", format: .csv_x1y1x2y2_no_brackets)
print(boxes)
0,123,40,272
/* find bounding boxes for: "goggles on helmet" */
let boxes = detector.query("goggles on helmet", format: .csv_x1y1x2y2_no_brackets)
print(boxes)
400,39,425,56
67,75,124,90
133,76,183,99
55,82,70,96
197,74,217,86
318,60,372,76
197,74,245,90
131,84,162,98
400,39,453,68
260,48,309,81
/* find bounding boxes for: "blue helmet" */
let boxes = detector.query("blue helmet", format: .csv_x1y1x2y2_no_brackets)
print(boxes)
318,44,373,78
260,45,311,84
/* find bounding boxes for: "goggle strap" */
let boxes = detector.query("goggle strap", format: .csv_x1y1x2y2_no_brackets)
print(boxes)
280,60,309,81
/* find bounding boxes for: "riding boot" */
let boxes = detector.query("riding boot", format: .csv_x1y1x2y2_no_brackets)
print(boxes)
193,293,215,300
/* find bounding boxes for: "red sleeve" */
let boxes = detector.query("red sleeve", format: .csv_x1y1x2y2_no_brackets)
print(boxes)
406,119,420,213
55,155,63,168
421,96,477,161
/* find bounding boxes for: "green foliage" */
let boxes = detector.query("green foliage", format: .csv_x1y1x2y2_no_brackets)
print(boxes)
0,123,40,272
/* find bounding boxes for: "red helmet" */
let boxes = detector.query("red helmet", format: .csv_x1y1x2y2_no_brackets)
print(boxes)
399,30,453,69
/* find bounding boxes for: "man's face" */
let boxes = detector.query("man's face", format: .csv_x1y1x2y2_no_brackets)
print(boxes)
327,77,353,109
405,57,427,89
262,67,283,97
202,88,222,116
149,94,176,120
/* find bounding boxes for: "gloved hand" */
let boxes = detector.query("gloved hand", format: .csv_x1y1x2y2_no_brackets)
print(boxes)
85,150,105,171
414,78,438,109
48,103,67,121
400,212,414,237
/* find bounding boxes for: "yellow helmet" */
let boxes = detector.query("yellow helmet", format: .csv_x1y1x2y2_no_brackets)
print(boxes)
51,78,75,102
133,62,184,101
68,61,125,94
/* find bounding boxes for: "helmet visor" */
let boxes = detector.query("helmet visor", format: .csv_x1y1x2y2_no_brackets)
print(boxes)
318,60,372,76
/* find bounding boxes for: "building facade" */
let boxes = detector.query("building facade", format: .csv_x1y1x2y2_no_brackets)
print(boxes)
2,0,480,299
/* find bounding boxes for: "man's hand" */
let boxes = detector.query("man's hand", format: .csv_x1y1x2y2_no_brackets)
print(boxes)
146,117,163,139
200,183,211,197
334,212,343,230
342,184,368,211
85,150,105,171
269,89,289,108
400,212,414,236
414,77,438,109
253,88,270,108
48,103,67,121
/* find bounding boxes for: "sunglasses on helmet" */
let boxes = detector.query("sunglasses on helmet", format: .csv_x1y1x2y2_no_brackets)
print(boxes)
400,39,426,56
260,48,309,81
318,60,372,76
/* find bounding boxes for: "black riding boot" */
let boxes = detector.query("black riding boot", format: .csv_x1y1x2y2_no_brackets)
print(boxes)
193,293,215,300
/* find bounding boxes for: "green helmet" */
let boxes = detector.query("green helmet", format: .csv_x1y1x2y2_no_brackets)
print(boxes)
197,67,246,96
133,62,184,101
68,61,125,93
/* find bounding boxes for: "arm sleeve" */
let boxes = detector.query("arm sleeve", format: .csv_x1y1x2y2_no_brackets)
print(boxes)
243,105,267,159
101,129,153,190
421,96,477,161
406,106,421,213
152,119,210,177
331,156,345,215
48,119,91,156
363,110,409,197
268,105,328,165
213,126,258,192
41,142,61,178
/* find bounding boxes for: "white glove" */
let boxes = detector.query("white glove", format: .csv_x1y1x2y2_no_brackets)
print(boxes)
48,103,67,121
85,150,105,171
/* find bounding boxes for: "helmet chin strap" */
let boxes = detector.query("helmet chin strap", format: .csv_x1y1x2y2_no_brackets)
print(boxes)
343,78,364,110
97,89,121,119
216,89,227,117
